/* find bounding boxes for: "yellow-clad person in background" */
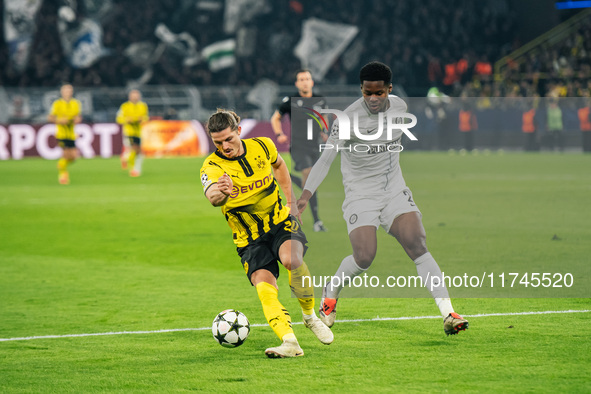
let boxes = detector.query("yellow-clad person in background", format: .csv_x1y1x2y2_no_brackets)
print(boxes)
117,89,149,177
48,83,82,185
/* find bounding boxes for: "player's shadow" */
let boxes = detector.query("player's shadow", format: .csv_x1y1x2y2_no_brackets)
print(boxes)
414,339,458,347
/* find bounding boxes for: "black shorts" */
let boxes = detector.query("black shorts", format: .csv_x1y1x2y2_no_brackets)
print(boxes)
291,149,319,172
128,136,141,146
57,139,76,148
236,215,308,285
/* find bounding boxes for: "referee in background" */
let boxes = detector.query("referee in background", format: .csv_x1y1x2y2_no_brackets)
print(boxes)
271,69,328,232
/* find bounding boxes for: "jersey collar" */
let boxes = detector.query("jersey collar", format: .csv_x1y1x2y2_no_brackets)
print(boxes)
214,140,247,161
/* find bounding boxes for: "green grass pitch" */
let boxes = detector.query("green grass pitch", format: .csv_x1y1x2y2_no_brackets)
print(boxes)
1,152,590,392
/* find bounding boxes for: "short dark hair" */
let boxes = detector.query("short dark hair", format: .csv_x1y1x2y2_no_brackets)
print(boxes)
295,69,312,79
207,109,241,134
359,62,392,85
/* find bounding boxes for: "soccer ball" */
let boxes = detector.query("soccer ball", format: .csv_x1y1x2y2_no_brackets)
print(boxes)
212,309,250,348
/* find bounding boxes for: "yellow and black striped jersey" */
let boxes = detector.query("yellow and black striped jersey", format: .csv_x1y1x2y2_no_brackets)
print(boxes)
116,101,149,138
50,98,81,140
200,137,289,247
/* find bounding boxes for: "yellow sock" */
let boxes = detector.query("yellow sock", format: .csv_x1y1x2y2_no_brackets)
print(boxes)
57,158,68,172
128,150,136,168
288,262,315,315
255,282,294,340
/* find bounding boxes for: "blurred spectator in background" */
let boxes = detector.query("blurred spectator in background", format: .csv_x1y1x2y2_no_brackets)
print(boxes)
521,98,538,152
458,97,477,151
473,55,493,82
545,98,564,151
1,0,590,109
578,96,591,152
0,0,520,94
9,95,31,123
163,107,178,120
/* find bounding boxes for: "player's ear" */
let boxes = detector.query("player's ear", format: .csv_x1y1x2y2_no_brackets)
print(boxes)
388,84,393,93
236,126,242,136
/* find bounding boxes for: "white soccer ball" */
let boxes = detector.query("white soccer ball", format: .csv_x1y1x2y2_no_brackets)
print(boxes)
212,309,250,348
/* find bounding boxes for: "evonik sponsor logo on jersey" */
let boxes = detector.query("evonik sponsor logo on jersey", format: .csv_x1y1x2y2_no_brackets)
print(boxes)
230,173,273,198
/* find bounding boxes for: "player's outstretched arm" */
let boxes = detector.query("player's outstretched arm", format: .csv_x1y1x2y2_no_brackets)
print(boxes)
296,146,337,213
271,154,301,222
205,173,233,207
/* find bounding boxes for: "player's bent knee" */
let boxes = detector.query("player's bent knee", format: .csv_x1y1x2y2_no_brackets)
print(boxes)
278,252,293,270
278,241,304,271
279,255,303,271
403,237,428,260
281,259,292,271
353,249,376,269
251,269,277,288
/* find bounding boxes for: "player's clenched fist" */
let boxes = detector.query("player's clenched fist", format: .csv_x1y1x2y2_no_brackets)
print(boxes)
218,173,233,195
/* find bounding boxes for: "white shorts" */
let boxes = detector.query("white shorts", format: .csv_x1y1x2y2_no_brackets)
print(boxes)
342,187,421,234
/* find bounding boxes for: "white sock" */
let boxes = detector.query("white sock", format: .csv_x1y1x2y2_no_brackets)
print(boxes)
414,252,454,317
282,333,297,343
134,154,143,172
326,255,367,299
435,298,454,317
303,312,316,320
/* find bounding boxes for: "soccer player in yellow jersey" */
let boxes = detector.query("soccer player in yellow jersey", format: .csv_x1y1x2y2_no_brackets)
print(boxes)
117,90,149,177
200,109,333,358
47,83,81,185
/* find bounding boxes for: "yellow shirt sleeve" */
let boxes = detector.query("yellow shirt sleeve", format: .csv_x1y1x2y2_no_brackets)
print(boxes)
200,159,225,194
119,102,149,122
117,102,147,137
258,137,278,163
116,104,126,125
50,101,58,116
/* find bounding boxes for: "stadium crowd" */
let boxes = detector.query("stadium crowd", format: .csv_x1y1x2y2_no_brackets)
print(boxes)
1,0,589,100
447,16,591,99
1,0,517,92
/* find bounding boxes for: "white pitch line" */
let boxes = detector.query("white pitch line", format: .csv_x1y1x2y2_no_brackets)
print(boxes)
1,309,589,342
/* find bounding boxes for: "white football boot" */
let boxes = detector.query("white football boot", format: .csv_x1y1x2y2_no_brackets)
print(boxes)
265,338,304,358
303,314,334,344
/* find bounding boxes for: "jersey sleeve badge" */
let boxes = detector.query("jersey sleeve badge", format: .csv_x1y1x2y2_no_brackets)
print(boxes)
201,172,212,190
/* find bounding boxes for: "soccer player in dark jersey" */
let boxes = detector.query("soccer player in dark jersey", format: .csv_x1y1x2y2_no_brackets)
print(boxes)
271,69,328,232
200,109,333,358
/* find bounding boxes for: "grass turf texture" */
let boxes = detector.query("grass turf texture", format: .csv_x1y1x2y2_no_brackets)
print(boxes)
1,152,590,392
